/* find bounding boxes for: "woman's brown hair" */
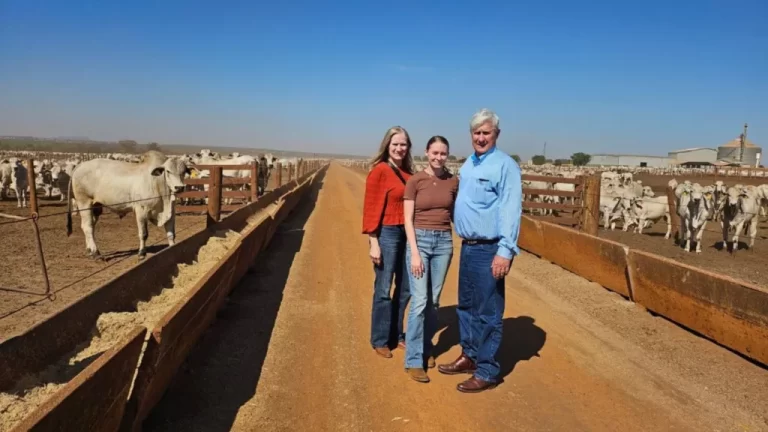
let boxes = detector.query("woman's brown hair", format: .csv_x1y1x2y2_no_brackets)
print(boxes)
426,135,450,151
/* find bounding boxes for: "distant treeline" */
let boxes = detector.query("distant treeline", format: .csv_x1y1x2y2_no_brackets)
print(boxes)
0,138,360,159
0,138,161,154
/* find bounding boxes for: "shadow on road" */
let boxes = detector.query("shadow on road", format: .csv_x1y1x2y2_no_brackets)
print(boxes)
433,305,546,381
142,168,327,432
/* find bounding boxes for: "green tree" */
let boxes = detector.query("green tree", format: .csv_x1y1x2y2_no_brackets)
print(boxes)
532,155,546,165
146,142,161,152
510,154,521,163
570,152,591,166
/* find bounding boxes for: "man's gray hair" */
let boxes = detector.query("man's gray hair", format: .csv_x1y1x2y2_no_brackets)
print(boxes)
470,108,500,131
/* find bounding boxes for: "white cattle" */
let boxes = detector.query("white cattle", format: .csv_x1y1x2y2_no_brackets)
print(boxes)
756,184,768,219
10,160,28,207
678,187,712,252
552,177,576,208
601,171,620,184
721,186,760,252
0,160,11,199
522,179,552,216
66,150,194,260
257,154,278,196
711,180,727,221
51,161,78,201
628,195,672,239
600,184,636,230
619,172,633,186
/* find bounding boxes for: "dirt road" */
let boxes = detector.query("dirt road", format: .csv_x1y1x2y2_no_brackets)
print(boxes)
144,163,767,432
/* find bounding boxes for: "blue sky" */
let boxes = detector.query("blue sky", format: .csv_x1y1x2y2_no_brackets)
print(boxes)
0,0,766,159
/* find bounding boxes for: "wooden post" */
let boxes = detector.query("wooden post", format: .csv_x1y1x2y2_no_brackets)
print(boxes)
288,163,293,182
250,161,258,202
207,166,222,227
666,186,680,243
275,162,282,187
26,158,39,215
580,174,600,236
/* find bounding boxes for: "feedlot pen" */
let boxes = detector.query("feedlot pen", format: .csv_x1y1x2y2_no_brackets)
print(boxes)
0,199,207,339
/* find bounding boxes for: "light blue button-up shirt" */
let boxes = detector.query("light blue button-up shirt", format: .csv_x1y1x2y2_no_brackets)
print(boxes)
454,146,522,259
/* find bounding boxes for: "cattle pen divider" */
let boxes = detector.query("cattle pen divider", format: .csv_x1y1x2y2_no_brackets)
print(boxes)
518,214,768,367
522,173,601,236
176,159,320,227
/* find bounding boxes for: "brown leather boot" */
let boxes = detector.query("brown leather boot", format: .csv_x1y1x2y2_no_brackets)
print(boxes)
374,346,392,358
437,353,476,375
406,368,430,383
457,376,497,393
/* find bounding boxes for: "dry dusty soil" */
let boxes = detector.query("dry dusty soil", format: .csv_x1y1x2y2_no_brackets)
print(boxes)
0,198,206,340
141,163,767,432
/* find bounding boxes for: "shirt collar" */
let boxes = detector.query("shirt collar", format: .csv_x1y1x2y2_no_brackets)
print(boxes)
470,145,497,165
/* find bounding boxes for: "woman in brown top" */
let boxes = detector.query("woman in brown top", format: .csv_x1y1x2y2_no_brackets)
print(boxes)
402,135,459,383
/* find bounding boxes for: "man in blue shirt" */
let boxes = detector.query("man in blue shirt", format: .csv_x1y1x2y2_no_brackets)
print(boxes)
437,108,522,393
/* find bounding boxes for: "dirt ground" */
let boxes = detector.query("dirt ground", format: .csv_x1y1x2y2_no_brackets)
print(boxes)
0,198,206,340
143,163,767,432
600,216,768,287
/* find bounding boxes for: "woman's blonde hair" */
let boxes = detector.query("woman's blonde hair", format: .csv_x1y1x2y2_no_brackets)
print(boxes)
369,126,414,174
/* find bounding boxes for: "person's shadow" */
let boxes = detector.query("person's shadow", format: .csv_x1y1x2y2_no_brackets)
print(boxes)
432,305,546,381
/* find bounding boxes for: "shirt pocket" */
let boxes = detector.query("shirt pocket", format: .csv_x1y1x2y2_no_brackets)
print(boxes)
470,178,496,203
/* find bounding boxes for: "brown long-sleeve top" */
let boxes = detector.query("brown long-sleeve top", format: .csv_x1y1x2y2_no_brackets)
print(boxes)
362,161,412,234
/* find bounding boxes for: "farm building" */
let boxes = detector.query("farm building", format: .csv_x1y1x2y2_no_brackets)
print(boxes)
716,137,763,167
587,153,675,168
667,147,718,166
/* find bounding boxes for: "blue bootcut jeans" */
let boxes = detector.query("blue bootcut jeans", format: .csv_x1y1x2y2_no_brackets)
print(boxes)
371,225,411,349
404,229,454,369
457,242,508,383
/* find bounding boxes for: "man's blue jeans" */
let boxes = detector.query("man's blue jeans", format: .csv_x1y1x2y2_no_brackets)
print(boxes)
404,229,453,369
371,225,411,348
457,242,507,382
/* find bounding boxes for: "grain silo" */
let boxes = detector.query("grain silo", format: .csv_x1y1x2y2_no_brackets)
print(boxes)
717,136,762,167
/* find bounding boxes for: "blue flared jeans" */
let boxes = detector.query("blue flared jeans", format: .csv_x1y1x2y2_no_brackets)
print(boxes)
404,229,454,368
370,225,411,348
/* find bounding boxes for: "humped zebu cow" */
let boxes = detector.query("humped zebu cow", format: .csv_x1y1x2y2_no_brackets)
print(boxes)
0,160,12,200
11,160,28,208
66,150,196,260
721,185,760,253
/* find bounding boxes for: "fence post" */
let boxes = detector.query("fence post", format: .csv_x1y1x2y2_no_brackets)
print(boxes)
666,186,680,243
288,163,293,182
26,158,39,215
250,161,258,202
580,174,600,236
207,166,222,227
275,162,283,187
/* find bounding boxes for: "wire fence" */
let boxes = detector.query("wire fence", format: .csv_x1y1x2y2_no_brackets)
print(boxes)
0,217,207,321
